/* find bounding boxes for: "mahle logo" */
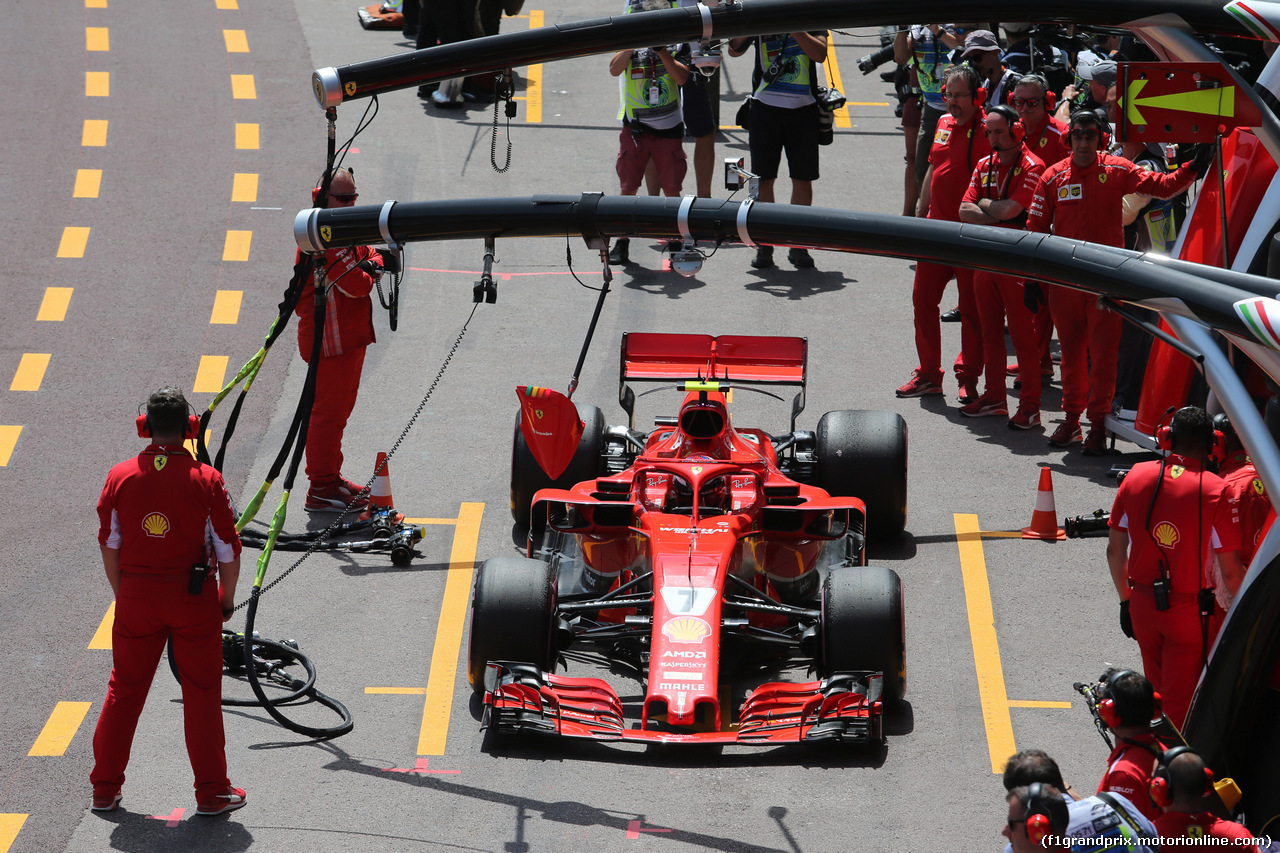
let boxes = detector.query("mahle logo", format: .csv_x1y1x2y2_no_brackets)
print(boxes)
142,513,170,538
1153,521,1179,549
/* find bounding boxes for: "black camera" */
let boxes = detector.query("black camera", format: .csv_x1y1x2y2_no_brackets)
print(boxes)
1064,509,1110,538
858,44,895,75
762,57,797,86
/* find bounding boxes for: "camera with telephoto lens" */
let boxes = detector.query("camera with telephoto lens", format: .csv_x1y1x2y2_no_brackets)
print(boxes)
858,43,895,74
1065,509,1111,538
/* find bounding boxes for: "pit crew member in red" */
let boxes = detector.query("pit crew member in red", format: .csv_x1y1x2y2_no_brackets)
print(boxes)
896,64,991,402
958,104,1045,428
1095,670,1162,822
295,167,384,512
1028,110,1203,453
1151,748,1254,842
1106,407,1245,728
91,388,246,816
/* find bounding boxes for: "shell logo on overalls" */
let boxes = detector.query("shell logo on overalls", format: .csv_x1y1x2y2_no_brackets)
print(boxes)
142,513,170,538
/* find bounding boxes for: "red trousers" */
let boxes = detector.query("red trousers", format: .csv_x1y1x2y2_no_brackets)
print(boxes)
973,272,1041,410
1033,301,1055,371
91,573,229,799
911,262,982,387
1046,286,1121,424
305,346,367,487
1130,586,1211,729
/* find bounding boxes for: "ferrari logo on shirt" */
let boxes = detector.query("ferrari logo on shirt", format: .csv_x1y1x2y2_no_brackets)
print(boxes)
534,409,543,419
1253,478,1265,496
1171,465,1185,479
1153,521,1180,548
935,127,951,145
1058,184,1083,201
1099,173,1108,183
142,512,170,538
154,456,167,472
1038,137,1047,148
1188,826,1205,839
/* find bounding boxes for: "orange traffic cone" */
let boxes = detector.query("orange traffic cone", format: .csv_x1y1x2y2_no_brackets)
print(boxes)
1022,466,1066,540
360,452,397,521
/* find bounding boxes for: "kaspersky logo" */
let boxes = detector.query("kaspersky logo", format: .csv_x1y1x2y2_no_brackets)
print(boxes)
142,513,170,538
1153,521,1179,549
662,617,710,644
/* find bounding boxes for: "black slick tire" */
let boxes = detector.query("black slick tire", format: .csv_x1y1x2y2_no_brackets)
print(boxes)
820,565,905,703
814,409,908,540
467,556,556,693
510,404,604,528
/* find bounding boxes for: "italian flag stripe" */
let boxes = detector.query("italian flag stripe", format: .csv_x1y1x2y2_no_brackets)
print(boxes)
1230,1,1280,42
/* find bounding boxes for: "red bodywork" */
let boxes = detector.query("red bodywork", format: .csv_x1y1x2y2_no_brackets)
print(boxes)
485,334,884,744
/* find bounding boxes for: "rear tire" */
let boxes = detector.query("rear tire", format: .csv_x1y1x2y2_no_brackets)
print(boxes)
820,565,905,703
814,410,908,540
467,556,557,693
510,404,604,528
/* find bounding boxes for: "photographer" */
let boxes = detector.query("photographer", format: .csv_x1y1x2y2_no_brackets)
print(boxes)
727,30,828,269
1106,406,1245,728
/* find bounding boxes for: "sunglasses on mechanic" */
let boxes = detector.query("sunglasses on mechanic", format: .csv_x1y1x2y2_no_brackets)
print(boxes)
1010,97,1042,108
331,192,359,203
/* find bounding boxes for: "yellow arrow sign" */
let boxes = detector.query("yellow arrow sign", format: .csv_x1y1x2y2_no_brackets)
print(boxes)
1127,78,1236,126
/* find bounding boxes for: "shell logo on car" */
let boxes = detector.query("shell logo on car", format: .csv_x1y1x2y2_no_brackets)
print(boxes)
662,617,710,644
142,513,170,538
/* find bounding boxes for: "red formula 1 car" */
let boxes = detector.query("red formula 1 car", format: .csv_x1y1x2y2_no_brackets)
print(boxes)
468,333,907,745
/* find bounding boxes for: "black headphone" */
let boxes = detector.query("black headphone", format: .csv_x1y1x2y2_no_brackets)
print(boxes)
1024,783,1053,845
1156,406,1225,464
1070,107,1112,150
1009,73,1056,111
986,103,1025,145
1149,746,1215,808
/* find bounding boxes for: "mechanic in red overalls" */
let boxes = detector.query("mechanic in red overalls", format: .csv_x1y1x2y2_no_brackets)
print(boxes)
1095,669,1162,822
1028,110,1203,453
1151,748,1254,842
296,167,385,512
957,104,1045,427
92,388,246,815
1106,407,1245,728
896,63,990,402
1008,73,1069,380
1209,413,1265,636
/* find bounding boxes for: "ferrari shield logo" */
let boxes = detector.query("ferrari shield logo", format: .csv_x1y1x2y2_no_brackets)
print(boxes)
153,456,167,472
1098,173,1108,183
344,81,357,96
1038,137,1047,148
691,466,703,476
534,408,544,419
320,226,332,242
1253,478,1265,496
1171,465,1185,479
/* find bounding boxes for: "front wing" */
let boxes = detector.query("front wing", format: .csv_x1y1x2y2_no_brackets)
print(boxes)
483,663,884,745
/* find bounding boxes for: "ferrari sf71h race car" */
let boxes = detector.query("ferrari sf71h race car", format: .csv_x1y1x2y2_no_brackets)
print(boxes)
467,333,907,745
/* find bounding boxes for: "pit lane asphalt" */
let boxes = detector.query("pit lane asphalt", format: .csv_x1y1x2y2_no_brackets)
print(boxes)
0,2,1150,851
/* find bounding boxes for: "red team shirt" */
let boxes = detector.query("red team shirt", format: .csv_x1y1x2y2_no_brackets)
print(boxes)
1022,115,1070,172
1097,741,1160,822
97,445,241,573
927,113,992,222
295,245,382,362
1153,811,1255,841
1108,456,1241,592
1029,153,1196,247
961,145,1045,227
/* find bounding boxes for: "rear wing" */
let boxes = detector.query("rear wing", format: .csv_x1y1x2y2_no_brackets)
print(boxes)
618,333,807,430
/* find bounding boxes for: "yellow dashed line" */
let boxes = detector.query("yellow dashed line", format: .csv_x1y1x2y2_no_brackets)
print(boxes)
29,702,92,756
89,603,114,649
37,288,73,322
57,227,91,258
86,27,109,51
419,502,484,755
82,119,108,147
11,354,51,392
215,0,239,8
231,173,258,203
210,290,243,324
73,169,103,198
1008,700,1073,709
0,815,28,853
222,230,252,261
230,74,256,99
234,123,259,149
0,427,21,466
516,10,543,123
86,0,108,6
193,356,229,393
849,101,891,106
85,71,109,97
223,29,249,52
